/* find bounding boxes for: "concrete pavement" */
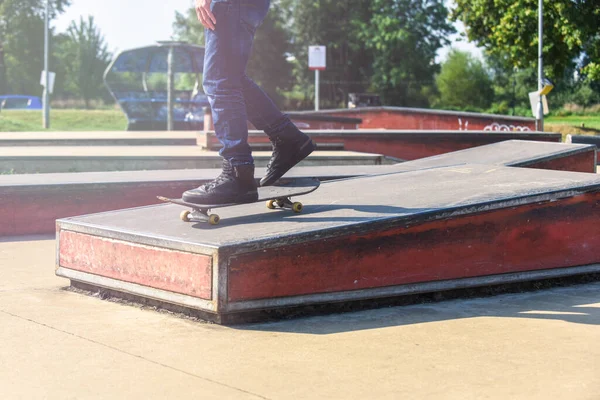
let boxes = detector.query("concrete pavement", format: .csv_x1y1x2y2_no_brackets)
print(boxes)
1,236,599,399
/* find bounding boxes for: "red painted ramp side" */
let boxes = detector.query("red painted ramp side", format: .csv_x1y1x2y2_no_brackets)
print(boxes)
227,192,600,302
524,150,596,173
207,132,561,161
0,183,196,237
59,231,213,300
338,134,559,161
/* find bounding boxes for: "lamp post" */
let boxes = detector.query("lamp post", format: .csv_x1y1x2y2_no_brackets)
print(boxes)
536,0,543,132
43,0,50,129
167,45,174,131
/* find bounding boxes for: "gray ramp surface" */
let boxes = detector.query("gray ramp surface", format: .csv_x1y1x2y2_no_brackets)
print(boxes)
59,165,600,250
396,140,595,170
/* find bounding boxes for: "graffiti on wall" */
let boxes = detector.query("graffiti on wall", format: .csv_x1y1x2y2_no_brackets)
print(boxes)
458,119,531,132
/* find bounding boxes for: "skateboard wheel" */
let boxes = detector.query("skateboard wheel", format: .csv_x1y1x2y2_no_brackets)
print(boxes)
292,202,303,213
276,199,286,208
209,214,220,225
266,200,277,210
180,210,192,222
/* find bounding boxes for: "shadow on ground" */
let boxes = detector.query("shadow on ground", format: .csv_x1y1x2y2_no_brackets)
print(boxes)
238,277,600,335
190,204,433,229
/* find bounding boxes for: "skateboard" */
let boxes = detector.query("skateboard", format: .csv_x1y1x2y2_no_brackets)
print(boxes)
157,177,320,225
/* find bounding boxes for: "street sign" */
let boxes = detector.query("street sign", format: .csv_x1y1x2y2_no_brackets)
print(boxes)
308,46,326,71
40,71,56,94
529,91,549,118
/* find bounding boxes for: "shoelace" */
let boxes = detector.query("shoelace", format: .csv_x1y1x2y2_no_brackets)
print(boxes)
203,161,235,190
203,173,230,190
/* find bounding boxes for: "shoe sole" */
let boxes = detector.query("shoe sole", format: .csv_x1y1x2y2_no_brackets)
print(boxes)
260,138,316,186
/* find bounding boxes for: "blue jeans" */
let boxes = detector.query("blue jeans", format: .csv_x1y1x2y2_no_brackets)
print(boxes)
204,0,293,166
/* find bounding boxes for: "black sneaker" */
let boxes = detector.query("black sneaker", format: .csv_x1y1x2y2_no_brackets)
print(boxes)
260,133,317,186
182,160,258,205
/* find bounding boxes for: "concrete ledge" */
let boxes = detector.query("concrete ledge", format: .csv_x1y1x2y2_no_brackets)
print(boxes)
0,130,342,151
399,140,597,173
567,134,600,163
56,165,600,323
200,130,562,160
0,147,384,174
0,131,198,146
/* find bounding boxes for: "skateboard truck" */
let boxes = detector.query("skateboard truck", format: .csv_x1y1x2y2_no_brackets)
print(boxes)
157,196,304,226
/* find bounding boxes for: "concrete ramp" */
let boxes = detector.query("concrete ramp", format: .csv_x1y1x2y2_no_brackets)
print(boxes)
399,140,596,172
56,165,600,323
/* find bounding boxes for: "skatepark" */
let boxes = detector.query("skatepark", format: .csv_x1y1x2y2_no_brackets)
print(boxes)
2,124,600,398
2,1,600,395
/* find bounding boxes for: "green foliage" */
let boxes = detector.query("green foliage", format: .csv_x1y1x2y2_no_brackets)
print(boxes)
359,0,455,106
173,8,205,45
283,0,453,108
0,0,70,95
246,1,292,106
582,62,600,81
572,82,600,110
56,16,112,108
435,50,493,110
484,54,539,115
281,0,373,108
452,0,600,81
546,115,600,131
0,109,127,131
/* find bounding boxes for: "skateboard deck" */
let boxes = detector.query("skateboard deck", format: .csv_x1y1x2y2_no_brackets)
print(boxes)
157,177,320,225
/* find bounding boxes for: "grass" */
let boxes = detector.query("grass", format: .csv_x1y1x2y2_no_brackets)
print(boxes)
1,108,599,135
0,109,128,132
546,115,600,130
546,115,600,137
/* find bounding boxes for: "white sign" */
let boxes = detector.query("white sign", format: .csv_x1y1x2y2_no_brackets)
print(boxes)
40,71,56,94
528,91,549,118
308,46,326,70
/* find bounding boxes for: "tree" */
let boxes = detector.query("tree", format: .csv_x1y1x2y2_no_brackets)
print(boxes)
282,0,373,108
572,81,599,111
357,0,455,106
56,16,112,108
484,54,539,115
0,0,70,95
435,50,493,110
173,1,292,107
452,0,600,81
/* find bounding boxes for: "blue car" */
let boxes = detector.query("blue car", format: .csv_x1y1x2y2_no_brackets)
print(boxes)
0,95,43,110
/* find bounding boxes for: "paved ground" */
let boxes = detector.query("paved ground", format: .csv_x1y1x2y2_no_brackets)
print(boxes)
1,236,599,399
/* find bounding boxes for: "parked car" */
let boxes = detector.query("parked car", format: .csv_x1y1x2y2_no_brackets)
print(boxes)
0,95,43,110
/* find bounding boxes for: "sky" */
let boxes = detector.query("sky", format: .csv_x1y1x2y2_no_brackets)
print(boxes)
54,0,194,53
55,0,482,60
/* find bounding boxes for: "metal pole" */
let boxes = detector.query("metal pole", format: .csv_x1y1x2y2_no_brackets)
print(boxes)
167,46,174,131
43,0,50,129
537,0,544,132
315,69,320,111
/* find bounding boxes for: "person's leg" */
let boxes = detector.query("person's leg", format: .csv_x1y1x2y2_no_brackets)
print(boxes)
183,0,269,204
242,76,316,186
203,0,258,165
